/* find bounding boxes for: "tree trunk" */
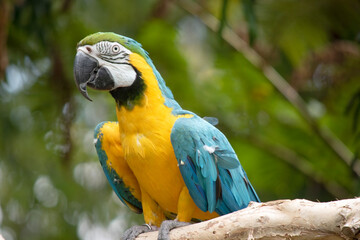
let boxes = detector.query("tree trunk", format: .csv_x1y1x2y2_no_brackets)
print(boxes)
137,198,360,240
0,0,11,80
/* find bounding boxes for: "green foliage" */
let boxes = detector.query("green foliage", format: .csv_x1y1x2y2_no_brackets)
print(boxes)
1,0,360,239
241,0,257,45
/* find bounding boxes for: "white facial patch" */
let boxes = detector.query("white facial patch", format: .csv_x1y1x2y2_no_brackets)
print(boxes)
106,63,137,88
77,41,137,89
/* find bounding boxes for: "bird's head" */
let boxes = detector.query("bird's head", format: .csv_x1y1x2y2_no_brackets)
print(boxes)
74,32,151,102
74,32,178,110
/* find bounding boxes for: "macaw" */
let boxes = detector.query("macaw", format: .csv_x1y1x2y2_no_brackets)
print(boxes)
74,32,260,239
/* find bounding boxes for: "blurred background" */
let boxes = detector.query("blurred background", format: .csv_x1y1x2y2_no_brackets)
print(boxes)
1,0,360,239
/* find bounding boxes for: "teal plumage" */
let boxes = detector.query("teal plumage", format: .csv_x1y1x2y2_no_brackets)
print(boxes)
171,116,259,214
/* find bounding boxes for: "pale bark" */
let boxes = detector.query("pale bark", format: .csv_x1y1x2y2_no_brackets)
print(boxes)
136,198,360,240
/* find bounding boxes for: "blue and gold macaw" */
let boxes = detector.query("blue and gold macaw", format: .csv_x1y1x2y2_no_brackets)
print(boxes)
74,32,260,239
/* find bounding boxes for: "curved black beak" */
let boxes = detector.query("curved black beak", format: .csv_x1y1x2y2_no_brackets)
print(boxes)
74,50,116,101
74,51,98,101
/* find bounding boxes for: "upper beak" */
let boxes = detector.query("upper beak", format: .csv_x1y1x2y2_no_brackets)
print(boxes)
73,51,99,101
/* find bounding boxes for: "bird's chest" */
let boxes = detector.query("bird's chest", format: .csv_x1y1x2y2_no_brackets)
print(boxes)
121,126,176,177
121,130,170,162
120,116,180,174
121,127,183,209
115,104,185,211
117,104,177,167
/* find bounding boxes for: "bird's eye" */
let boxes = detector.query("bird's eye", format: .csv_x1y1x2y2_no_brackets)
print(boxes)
112,44,121,53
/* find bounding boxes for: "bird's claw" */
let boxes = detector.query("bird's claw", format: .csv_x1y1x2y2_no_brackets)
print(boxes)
122,224,158,240
157,220,190,240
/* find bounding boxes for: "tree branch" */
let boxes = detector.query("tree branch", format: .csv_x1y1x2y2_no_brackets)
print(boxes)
137,198,360,240
175,0,360,178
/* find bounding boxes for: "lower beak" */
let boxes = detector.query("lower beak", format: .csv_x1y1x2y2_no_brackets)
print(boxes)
73,51,98,101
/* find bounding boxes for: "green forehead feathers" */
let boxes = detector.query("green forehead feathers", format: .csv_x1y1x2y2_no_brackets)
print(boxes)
77,32,148,59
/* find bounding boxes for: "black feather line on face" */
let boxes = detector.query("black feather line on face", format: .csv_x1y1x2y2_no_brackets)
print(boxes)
109,66,146,110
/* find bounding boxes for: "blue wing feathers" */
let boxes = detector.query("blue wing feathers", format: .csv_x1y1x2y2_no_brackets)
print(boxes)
171,116,260,215
241,166,261,202
180,155,208,211
215,152,240,169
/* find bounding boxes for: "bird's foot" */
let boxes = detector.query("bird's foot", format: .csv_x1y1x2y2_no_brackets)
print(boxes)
157,220,190,240
122,224,158,240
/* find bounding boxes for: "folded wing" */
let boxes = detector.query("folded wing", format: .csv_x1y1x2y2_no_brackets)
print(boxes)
170,116,260,215
94,121,142,213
